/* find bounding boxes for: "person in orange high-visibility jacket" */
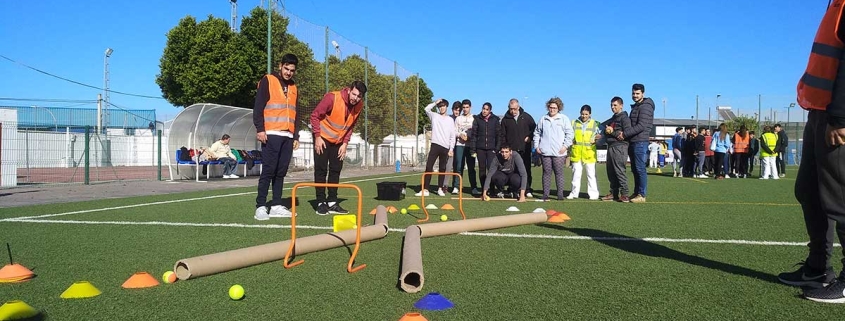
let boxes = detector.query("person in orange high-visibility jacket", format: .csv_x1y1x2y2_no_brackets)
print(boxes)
310,80,368,215
253,53,301,220
777,0,845,303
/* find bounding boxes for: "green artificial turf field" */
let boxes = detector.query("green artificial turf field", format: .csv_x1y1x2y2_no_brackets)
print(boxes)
1,165,843,320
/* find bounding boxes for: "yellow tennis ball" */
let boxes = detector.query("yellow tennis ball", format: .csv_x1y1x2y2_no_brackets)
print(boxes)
440,214,448,221
162,271,176,284
400,208,408,214
229,284,244,300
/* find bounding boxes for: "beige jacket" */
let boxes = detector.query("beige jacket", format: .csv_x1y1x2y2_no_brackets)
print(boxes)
207,140,236,160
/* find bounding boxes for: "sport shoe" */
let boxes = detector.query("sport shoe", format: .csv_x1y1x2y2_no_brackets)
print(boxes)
526,192,534,198
437,188,446,197
471,188,480,195
254,207,270,221
630,195,646,203
328,203,349,214
600,194,615,201
316,202,329,216
451,187,459,194
566,194,577,200
269,205,293,218
414,190,430,197
803,277,845,303
778,262,835,289
619,195,630,203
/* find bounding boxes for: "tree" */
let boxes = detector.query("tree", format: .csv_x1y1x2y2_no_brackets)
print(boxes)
156,15,255,108
726,115,760,133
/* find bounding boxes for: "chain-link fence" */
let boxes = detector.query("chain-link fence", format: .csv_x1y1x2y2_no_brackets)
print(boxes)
0,106,163,187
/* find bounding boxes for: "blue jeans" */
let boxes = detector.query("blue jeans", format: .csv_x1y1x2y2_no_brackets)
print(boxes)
628,141,648,197
219,157,237,175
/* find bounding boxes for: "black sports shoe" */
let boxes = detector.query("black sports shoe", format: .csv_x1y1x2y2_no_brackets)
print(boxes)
778,262,835,289
803,277,845,303
328,203,349,214
316,202,329,216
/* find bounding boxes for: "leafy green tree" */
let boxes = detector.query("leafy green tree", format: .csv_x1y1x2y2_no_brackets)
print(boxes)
726,115,760,133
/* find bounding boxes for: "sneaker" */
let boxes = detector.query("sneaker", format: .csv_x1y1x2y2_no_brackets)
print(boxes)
566,195,576,200
328,203,349,214
471,188,480,195
600,194,615,201
254,207,270,221
316,202,329,216
526,192,534,198
778,262,835,289
269,205,292,218
496,192,505,199
437,188,446,197
619,195,630,203
414,190,430,197
803,277,845,303
451,187,459,194
630,195,646,203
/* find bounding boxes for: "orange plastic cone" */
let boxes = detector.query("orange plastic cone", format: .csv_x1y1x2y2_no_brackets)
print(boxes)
121,272,160,289
545,209,558,216
0,264,34,283
398,312,428,321
440,204,455,210
547,213,571,223
369,208,378,215
386,206,398,214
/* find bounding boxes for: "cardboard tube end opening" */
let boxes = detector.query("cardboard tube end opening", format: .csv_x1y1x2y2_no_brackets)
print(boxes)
174,262,191,280
401,272,423,293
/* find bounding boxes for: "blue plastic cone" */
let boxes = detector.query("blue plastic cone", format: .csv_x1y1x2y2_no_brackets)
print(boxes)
413,292,454,311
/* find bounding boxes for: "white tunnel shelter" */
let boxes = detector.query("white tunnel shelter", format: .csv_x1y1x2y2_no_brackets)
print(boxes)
166,103,263,181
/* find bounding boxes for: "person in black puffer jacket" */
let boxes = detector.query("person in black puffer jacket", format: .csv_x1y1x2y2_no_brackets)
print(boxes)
470,102,500,194
499,99,537,196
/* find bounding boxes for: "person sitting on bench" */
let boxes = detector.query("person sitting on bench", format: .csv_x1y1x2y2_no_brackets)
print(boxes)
207,134,239,178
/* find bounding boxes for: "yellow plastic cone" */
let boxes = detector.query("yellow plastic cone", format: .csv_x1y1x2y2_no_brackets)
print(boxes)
60,281,102,299
407,204,421,210
0,300,39,321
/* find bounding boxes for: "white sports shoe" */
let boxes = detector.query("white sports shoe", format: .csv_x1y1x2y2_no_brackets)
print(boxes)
269,205,293,218
451,187,459,194
254,207,270,221
414,190,430,197
437,189,446,197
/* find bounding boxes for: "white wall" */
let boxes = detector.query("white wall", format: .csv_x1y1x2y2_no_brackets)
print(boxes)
0,109,18,187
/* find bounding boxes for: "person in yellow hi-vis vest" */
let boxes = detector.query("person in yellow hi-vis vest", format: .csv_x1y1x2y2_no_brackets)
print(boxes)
567,105,601,200
759,125,779,180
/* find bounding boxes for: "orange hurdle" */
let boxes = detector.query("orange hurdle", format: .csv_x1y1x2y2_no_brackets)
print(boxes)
419,172,466,222
283,183,366,273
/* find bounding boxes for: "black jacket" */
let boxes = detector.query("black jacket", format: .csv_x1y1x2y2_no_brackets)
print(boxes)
749,136,759,156
776,130,788,153
499,107,536,152
623,97,655,143
469,113,500,151
602,111,631,146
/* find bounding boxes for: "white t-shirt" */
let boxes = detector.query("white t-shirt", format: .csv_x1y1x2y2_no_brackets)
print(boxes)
648,142,660,156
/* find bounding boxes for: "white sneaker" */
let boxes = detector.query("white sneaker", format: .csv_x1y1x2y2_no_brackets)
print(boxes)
414,190,430,197
566,195,576,200
526,192,533,198
437,189,446,197
254,207,270,220
269,205,293,218
228,174,240,178
451,187,459,194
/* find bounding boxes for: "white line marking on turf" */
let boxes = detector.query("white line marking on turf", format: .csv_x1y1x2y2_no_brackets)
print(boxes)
0,173,421,222
3,218,838,247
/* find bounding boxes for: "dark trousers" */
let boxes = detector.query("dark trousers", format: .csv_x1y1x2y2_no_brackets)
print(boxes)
476,149,495,190
256,135,294,208
683,153,696,176
705,155,714,173
748,153,756,174
696,153,706,175
516,148,533,191
606,143,629,197
777,153,787,175
424,144,449,190
491,171,521,193
314,141,344,204
736,153,749,176
795,110,845,273
714,152,726,177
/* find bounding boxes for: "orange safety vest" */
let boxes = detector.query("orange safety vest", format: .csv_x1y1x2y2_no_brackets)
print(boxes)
733,133,750,153
319,90,363,144
263,75,297,133
797,0,845,110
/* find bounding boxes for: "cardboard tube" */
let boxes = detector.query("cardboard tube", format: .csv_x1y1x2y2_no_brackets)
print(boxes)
417,212,547,238
398,226,423,293
174,206,389,280
398,212,547,293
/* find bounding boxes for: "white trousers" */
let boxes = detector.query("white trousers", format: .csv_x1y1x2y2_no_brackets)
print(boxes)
649,153,658,168
761,156,779,179
570,161,599,199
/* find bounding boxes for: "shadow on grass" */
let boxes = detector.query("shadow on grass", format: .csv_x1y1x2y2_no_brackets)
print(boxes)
539,224,781,286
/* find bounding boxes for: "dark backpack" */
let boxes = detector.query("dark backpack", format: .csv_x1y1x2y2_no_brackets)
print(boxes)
179,147,191,161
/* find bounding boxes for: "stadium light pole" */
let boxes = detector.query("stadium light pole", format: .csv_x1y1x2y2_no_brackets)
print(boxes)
103,48,113,134
786,102,795,165
331,40,342,60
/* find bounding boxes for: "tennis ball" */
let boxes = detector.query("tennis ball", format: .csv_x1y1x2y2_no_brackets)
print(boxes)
440,214,448,221
400,208,408,214
229,284,244,300
162,271,176,284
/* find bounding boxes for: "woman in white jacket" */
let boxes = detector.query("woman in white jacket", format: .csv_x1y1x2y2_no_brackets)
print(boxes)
533,97,574,201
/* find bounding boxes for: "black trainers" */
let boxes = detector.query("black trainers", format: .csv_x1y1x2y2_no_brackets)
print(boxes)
328,203,349,214
803,277,845,303
778,262,835,289
316,202,329,216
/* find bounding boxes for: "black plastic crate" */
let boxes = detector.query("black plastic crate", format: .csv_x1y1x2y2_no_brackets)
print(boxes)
376,181,406,200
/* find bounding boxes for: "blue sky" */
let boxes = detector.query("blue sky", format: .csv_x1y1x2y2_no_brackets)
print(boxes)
0,0,826,124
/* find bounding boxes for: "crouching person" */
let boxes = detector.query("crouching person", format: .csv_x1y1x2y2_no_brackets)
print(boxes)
482,145,527,202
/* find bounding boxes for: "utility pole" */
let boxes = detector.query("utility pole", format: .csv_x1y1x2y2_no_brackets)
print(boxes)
265,0,271,74
695,95,699,129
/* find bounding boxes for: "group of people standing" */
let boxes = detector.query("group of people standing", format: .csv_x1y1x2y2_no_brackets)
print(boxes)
670,123,790,180
417,83,656,204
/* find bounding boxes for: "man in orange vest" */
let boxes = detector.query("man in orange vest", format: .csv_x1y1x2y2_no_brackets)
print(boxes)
253,54,302,220
310,80,368,215
778,0,845,303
